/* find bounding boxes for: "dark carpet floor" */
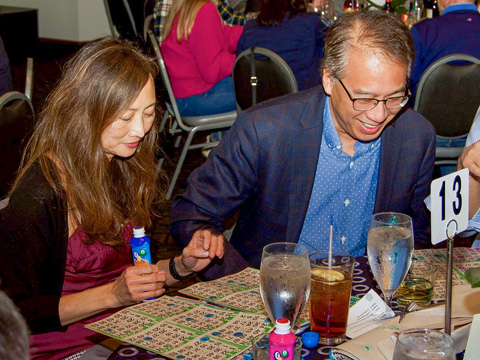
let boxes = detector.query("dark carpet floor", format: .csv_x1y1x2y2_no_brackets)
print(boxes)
10,42,208,292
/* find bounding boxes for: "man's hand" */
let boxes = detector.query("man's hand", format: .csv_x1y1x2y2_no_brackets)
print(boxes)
180,229,225,274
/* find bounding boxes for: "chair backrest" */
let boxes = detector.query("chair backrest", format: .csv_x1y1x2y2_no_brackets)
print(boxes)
147,30,188,129
233,47,298,111
414,54,480,138
103,0,138,40
25,57,33,100
0,92,34,198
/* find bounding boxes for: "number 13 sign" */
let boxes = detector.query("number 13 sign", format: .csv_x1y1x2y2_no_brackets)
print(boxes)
430,168,469,245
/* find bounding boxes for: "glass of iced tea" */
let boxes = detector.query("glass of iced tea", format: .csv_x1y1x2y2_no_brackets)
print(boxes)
309,251,354,345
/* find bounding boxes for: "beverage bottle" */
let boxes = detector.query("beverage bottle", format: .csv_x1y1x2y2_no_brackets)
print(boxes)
432,0,439,16
406,0,416,28
130,226,152,267
269,318,296,360
130,227,155,301
383,0,394,13
344,0,357,12
424,0,433,18
356,0,365,11
413,0,424,21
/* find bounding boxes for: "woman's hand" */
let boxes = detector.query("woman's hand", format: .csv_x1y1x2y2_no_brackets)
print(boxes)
180,229,225,274
59,265,167,326
110,265,167,307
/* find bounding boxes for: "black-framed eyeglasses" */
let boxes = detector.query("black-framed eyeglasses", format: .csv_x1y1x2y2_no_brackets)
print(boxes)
337,78,410,111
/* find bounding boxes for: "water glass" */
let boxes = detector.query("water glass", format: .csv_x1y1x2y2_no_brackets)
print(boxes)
393,328,454,359
259,243,311,328
251,334,302,360
397,262,436,307
309,251,354,345
367,212,414,309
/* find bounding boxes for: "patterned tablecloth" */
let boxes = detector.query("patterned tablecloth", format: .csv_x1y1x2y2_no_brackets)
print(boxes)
106,257,399,360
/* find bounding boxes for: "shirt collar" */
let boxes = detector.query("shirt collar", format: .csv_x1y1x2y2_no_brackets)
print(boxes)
323,99,343,155
442,3,478,15
323,99,381,157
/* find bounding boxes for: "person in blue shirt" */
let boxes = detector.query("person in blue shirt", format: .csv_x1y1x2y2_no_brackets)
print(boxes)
170,11,435,279
237,0,329,91
409,0,480,174
409,0,480,100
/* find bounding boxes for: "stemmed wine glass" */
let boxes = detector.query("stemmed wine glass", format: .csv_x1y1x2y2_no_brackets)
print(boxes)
367,212,414,309
259,242,311,328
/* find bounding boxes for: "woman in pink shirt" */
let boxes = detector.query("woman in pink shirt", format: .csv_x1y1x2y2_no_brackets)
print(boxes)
161,0,243,116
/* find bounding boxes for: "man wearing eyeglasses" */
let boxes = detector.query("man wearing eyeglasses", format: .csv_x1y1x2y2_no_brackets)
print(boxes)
170,11,435,279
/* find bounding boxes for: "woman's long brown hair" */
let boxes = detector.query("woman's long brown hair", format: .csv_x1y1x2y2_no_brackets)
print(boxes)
12,37,167,246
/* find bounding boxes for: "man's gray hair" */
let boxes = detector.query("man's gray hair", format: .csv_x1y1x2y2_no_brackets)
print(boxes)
321,11,415,80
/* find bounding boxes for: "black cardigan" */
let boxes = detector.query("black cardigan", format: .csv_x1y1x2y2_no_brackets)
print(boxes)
0,162,68,334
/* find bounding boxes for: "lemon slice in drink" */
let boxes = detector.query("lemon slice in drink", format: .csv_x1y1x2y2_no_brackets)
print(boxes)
312,269,344,282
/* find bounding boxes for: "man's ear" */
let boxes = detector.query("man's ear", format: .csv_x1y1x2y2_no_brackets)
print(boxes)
322,68,334,96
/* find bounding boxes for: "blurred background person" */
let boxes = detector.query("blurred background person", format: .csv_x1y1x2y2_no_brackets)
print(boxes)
409,0,480,99
237,0,329,91
0,37,223,359
161,0,243,116
0,35,12,96
409,0,480,174
0,291,29,360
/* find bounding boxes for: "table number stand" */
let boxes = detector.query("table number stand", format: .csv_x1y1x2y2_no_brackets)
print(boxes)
445,228,455,335
430,169,469,336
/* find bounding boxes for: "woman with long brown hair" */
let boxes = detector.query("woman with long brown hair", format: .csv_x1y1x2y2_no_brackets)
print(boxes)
0,37,223,359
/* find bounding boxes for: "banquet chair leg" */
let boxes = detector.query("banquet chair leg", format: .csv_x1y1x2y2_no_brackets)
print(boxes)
159,111,169,132
156,157,164,173
165,129,197,200
172,122,183,148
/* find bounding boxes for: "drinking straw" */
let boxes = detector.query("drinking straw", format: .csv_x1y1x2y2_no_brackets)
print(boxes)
328,224,333,267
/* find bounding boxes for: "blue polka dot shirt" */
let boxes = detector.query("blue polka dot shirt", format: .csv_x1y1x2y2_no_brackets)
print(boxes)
298,100,381,257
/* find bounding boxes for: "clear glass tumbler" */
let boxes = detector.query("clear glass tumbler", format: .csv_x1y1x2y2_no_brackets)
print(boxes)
393,328,454,360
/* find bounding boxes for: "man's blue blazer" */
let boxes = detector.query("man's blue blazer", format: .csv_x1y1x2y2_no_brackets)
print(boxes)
170,87,436,279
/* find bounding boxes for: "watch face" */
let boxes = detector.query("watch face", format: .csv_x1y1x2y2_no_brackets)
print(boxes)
329,349,361,360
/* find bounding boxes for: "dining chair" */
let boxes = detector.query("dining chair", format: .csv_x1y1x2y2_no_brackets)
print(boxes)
233,47,298,111
103,0,138,40
146,30,237,199
25,57,33,100
0,91,35,199
414,54,480,166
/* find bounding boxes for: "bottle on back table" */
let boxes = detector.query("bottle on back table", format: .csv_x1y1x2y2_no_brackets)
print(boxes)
424,0,434,18
383,0,394,13
344,0,357,12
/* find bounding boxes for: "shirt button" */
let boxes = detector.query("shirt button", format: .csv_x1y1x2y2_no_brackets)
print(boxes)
344,199,350,206
341,236,347,244
336,145,341,150
350,161,354,169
